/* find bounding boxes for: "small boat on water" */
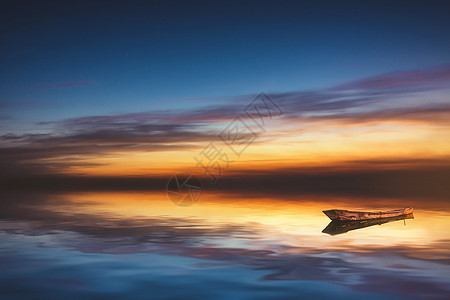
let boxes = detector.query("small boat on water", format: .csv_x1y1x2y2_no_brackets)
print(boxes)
323,207,414,221
322,213,414,235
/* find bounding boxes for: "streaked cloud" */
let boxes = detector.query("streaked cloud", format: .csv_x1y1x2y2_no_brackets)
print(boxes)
333,64,450,91
1,64,450,179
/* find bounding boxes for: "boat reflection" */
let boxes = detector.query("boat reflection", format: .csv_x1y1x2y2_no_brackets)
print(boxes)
322,213,415,235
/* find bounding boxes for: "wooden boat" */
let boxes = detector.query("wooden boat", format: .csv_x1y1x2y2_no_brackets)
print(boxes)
322,213,414,235
322,207,414,221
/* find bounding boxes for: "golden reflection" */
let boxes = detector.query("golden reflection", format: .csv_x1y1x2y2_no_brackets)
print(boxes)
44,191,450,253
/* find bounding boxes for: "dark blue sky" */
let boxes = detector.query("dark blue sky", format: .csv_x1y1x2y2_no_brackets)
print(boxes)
1,0,450,133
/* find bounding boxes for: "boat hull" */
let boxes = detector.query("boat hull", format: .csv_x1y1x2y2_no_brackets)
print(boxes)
323,207,414,221
322,213,414,235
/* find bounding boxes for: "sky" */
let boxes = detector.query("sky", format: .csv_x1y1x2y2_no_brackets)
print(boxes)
1,0,450,194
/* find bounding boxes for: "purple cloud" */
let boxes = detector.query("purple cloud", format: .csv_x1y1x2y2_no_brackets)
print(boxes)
2,64,450,177
333,64,450,91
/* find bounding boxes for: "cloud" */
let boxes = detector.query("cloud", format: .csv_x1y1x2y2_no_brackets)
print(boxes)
1,64,450,178
332,64,450,91
34,64,450,127
0,125,214,175
293,103,450,125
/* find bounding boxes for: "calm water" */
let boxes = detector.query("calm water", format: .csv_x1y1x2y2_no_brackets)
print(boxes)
1,191,449,299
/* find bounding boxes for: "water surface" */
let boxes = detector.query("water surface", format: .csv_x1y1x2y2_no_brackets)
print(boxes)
1,191,449,299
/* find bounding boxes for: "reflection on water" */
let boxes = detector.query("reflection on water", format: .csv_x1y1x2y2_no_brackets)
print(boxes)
1,191,449,299
322,213,415,236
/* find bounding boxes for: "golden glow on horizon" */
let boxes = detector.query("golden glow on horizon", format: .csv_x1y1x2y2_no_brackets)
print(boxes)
63,121,450,176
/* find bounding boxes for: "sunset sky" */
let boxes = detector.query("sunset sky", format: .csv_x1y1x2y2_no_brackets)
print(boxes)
2,3,450,299
1,0,450,193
